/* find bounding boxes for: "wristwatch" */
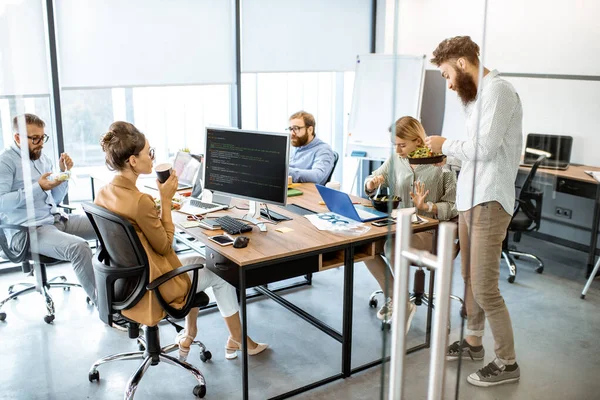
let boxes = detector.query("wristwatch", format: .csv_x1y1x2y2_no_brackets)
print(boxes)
426,201,434,213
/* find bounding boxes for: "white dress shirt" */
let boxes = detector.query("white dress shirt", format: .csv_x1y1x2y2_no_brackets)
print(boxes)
442,69,523,215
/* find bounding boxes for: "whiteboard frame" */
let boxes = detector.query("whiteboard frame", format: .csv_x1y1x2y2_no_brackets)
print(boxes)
346,54,427,161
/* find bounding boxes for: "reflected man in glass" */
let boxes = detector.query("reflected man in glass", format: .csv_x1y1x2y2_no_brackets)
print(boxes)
0,114,97,304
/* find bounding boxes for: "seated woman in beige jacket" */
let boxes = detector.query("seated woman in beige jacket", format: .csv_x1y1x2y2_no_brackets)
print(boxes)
96,121,267,361
364,116,458,326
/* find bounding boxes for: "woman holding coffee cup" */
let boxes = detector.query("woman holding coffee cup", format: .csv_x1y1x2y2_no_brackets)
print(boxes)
97,121,267,360
363,116,458,325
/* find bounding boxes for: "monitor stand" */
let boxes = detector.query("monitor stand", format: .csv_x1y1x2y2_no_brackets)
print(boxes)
242,201,267,232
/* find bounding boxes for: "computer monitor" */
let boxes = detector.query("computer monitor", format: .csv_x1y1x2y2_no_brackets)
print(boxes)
204,127,290,228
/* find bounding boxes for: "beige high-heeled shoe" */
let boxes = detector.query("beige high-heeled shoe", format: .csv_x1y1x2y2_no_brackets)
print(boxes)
225,337,269,360
175,330,195,361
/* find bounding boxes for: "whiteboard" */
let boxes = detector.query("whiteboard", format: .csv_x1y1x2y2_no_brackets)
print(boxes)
346,54,426,161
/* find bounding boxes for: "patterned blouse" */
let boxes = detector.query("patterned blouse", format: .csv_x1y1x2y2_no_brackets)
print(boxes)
365,155,458,221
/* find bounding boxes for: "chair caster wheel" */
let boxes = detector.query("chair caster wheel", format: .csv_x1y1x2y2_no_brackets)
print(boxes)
381,322,391,331
44,315,55,324
193,384,206,398
536,267,544,274
7,286,14,294
507,276,515,283
0,312,6,321
460,306,467,319
89,370,100,382
581,294,586,300
514,255,520,260
63,287,70,291
369,299,378,308
86,297,94,306
200,350,212,362
138,343,145,351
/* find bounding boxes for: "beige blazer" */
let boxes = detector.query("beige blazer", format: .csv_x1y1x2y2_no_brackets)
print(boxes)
94,175,191,326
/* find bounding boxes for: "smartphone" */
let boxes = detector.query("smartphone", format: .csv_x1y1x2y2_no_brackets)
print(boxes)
372,217,396,227
208,234,235,246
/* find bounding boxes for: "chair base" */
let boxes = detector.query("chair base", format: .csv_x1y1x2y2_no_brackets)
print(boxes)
0,277,84,323
88,326,208,399
368,289,466,331
502,249,544,284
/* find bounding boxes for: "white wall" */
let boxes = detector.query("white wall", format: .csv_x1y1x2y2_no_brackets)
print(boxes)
385,0,600,166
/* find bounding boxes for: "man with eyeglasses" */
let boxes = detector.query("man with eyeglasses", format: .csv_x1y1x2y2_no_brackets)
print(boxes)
287,110,335,185
0,113,97,305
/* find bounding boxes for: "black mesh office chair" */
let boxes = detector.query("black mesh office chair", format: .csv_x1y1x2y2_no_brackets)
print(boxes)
0,222,88,324
503,155,546,283
368,219,465,329
82,202,210,399
325,151,340,183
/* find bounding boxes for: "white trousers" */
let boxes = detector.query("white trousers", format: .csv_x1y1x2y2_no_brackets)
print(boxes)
180,255,239,318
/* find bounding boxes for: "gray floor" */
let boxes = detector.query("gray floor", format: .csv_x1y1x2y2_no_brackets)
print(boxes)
0,234,599,399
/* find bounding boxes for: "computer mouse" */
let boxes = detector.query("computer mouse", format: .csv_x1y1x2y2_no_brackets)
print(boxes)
233,236,250,248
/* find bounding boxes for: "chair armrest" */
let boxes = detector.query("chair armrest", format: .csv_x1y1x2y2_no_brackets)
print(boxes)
0,224,30,263
146,263,204,291
58,204,76,214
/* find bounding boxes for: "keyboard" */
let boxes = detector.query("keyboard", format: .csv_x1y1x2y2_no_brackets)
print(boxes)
190,199,221,209
214,216,252,235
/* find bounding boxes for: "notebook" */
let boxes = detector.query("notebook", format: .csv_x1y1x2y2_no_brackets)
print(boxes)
315,184,387,222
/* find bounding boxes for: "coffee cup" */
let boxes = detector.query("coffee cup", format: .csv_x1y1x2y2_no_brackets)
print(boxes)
325,181,341,191
155,163,172,183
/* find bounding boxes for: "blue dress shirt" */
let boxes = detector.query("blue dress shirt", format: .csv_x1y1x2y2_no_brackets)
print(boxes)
0,143,68,227
288,136,334,185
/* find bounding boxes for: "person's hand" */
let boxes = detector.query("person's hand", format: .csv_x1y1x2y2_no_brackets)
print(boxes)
157,171,178,200
409,181,430,211
59,153,73,171
425,136,446,154
366,175,385,192
38,172,63,191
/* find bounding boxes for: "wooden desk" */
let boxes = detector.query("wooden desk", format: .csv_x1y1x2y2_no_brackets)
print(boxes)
519,164,600,275
174,184,439,400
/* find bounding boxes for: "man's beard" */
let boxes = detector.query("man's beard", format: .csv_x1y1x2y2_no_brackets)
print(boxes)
455,68,478,106
292,134,309,147
29,147,42,160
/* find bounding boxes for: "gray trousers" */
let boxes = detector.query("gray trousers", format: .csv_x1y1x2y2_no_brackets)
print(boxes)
12,214,97,303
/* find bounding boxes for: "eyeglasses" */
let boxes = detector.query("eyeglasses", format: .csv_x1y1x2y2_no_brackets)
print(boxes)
318,213,349,224
27,134,49,145
286,126,307,134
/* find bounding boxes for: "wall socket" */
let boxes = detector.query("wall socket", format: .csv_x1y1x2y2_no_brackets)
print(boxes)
555,206,572,219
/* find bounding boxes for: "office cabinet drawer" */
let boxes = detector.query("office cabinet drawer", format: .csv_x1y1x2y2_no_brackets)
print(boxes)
555,178,598,200
205,248,319,288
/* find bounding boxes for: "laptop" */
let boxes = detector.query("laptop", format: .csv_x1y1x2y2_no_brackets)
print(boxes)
146,152,201,190
315,184,388,222
178,164,230,215
521,133,573,170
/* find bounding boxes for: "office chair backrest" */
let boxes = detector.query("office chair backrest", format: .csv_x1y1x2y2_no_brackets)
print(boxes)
326,151,340,184
512,155,545,231
520,155,546,197
82,202,148,325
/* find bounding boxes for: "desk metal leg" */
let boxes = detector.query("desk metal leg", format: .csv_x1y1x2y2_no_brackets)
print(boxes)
239,268,249,400
587,185,600,277
342,245,355,377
